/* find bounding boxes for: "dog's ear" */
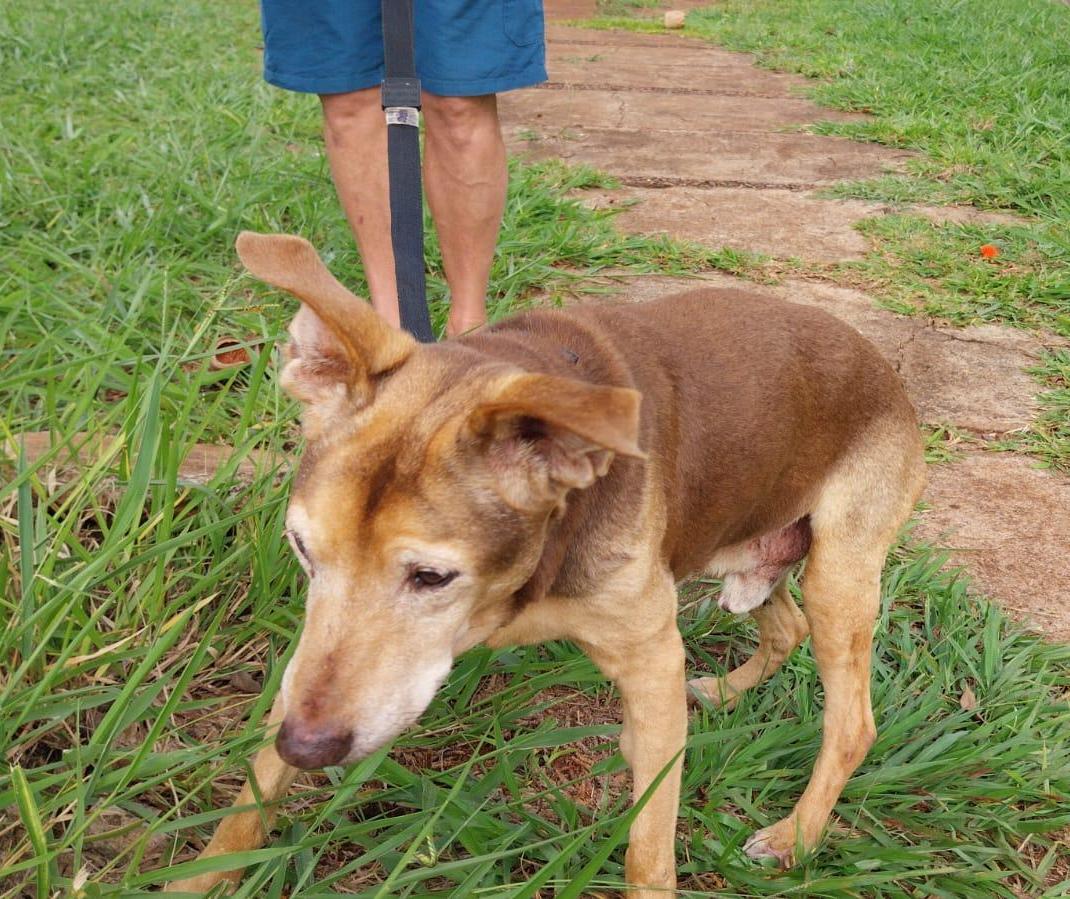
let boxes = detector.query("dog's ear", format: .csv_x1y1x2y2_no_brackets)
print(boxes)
466,373,645,511
236,231,415,410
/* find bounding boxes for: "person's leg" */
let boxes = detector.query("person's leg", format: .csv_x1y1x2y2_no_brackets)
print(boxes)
320,89,401,328
321,90,506,336
422,93,507,337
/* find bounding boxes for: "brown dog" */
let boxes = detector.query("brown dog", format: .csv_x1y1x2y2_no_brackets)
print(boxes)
166,232,925,896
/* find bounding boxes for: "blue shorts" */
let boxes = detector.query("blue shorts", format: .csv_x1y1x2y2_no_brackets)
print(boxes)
260,0,547,96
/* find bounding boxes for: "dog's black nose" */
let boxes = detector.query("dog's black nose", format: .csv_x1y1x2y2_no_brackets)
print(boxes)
275,718,353,769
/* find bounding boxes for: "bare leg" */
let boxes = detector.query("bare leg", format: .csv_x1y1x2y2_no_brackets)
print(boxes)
689,580,809,709
422,93,507,337
743,548,881,866
320,89,400,327
320,90,506,336
583,576,687,898
166,697,296,893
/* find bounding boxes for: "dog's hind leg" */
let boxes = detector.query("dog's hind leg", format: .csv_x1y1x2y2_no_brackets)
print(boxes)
742,543,881,865
165,695,296,893
742,425,923,866
688,579,808,709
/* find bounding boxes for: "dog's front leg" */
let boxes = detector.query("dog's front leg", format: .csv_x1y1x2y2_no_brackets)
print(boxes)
584,609,687,898
166,696,296,894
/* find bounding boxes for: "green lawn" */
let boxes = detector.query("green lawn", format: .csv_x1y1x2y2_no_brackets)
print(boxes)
2,1,1069,897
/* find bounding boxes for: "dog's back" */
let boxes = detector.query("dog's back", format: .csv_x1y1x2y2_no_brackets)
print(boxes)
469,288,923,581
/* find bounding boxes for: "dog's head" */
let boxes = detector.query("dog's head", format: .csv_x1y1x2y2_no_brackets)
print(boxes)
237,232,643,768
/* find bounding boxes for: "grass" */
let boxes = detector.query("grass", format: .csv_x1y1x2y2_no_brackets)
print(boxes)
1009,350,1070,470
2,0,1069,896
843,213,1070,336
582,0,1070,468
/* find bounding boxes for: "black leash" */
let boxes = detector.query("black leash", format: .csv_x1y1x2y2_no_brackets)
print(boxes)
381,0,435,343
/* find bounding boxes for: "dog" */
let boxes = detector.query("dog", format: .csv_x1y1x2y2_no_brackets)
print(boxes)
165,231,925,896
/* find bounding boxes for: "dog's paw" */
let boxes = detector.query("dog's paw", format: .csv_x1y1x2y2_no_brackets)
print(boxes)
687,677,741,711
743,818,800,867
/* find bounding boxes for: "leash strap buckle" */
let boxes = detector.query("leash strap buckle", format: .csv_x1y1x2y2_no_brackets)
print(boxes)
384,106,420,127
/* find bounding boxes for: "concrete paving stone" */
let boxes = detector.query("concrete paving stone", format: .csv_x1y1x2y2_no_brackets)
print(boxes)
547,24,704,47
545,55,805,98
545,29,808,94
571,185,877,261
506,126,910,187
896,325,1045,434
500,88,861,136
917,451,1070,641
5,431,284,486
552,42,753,69
545,0,597,19
587,272,744,305
548,42,782,73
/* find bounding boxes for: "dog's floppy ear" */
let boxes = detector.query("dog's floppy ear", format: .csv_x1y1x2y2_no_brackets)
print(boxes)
466,373,645,511
236,232,415,411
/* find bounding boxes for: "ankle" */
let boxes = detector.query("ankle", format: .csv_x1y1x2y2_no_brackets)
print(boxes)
446,311,487,338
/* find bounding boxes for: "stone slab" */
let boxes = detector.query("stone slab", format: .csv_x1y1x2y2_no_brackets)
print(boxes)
3,431,284,485
547,24,706,48
573,186,876,260
917,452,1070,641
500,87,861,136
548,42,784,72
545,0,597,19
506,127,908,186
546,55,805,98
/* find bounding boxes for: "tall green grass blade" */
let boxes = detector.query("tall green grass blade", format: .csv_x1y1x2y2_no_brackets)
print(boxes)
10,763,53,899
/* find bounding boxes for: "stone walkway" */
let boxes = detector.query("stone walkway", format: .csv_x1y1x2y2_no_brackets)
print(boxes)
499,2,1070,639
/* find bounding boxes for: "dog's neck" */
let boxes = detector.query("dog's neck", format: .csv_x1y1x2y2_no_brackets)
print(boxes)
457,311,642,614
510,508,570,611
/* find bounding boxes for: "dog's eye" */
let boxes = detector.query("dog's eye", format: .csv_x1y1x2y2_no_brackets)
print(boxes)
287,530,313,575
409,567,458,590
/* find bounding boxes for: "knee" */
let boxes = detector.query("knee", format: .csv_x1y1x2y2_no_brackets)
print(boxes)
320,89,381,146
423,94,500,155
